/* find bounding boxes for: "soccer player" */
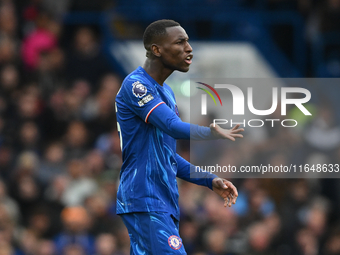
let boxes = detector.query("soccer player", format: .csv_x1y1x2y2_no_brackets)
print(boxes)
115,19,244,254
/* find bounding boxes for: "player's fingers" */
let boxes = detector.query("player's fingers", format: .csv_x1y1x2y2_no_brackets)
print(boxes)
224,197,229,207
226,194,232,207
226,135,235,141
228,193,236,205
227,182,238,198
223,181,238,205
233,128,244,133
231,134,243,138
228,197,232,207
231,124,240,130
233,195,237,204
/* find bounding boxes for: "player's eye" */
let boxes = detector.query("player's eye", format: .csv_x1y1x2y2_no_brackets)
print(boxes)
176,39,186,44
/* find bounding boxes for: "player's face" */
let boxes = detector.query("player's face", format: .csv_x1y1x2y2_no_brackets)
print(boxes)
159,26,193,72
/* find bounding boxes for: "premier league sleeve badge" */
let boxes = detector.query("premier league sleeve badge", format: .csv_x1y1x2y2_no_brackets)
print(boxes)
132,81,148,98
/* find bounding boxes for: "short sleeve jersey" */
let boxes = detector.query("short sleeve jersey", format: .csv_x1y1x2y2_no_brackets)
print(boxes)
115,66,183,219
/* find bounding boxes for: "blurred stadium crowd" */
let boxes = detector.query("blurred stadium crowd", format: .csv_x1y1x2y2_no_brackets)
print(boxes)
0,0,340,255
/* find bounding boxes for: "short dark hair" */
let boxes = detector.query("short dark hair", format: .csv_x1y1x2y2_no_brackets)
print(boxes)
143,19,180,57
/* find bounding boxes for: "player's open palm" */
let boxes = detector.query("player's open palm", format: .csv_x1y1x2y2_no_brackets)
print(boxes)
212,178,238,207
210,124,244,141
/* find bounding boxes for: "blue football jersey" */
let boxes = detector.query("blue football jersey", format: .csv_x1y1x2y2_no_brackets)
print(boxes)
115,66,216,219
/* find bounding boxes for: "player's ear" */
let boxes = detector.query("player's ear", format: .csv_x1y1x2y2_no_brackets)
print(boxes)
151,44,161,57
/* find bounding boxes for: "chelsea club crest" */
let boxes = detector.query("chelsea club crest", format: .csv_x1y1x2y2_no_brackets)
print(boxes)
168,235,182,250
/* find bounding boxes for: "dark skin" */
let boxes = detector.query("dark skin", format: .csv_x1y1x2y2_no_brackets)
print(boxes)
143,26,192,85
143,26,242,207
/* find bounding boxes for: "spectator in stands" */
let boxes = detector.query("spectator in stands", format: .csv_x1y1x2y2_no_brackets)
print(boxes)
94,233,121,255
280,179,313,245
0,2,17,38
44,175,69,209
17,121,41,153
324,224,340,255
36,239,56,255
0,180,20,225
60,159,97,207
9,152,43,225
41,88,70,142
21,12,58,71
37,47,66,97
304,103,340,152
179,217,200,255
62,244,86,255
246,221,275,255
71,80,91,104
85,150,106,176
0,204,17,252
203,227,228,255
0,147,13,181
94,128,122,171
62,90,85,121
0,36,18,65
63,121,89,160
0,243,16,255
54,207,95,255
26,207,56,239
65,27,110,89
83,73,120,139
37,142,67,186
295,228,319,255
15,85,43,122
0,2,19,66
0,65,20,96
84,193,116,236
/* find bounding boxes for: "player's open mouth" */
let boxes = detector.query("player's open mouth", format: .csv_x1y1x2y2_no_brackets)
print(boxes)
184,54,193,65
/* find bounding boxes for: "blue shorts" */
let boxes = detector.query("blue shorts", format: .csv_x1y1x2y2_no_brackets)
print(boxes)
120,212,187,255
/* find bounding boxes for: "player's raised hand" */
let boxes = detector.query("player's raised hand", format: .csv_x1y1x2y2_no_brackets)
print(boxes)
212,178,238,207
210,123,244,141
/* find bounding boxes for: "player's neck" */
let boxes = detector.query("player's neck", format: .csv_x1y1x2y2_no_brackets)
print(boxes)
143,59,173,86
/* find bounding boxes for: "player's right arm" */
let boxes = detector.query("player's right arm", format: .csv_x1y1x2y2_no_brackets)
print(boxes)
118,77,243,141
147,104,244,140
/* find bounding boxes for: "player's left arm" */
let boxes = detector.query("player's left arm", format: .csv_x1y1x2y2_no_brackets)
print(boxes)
175,154,238,207
211,178,238,207
175,153,217,189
